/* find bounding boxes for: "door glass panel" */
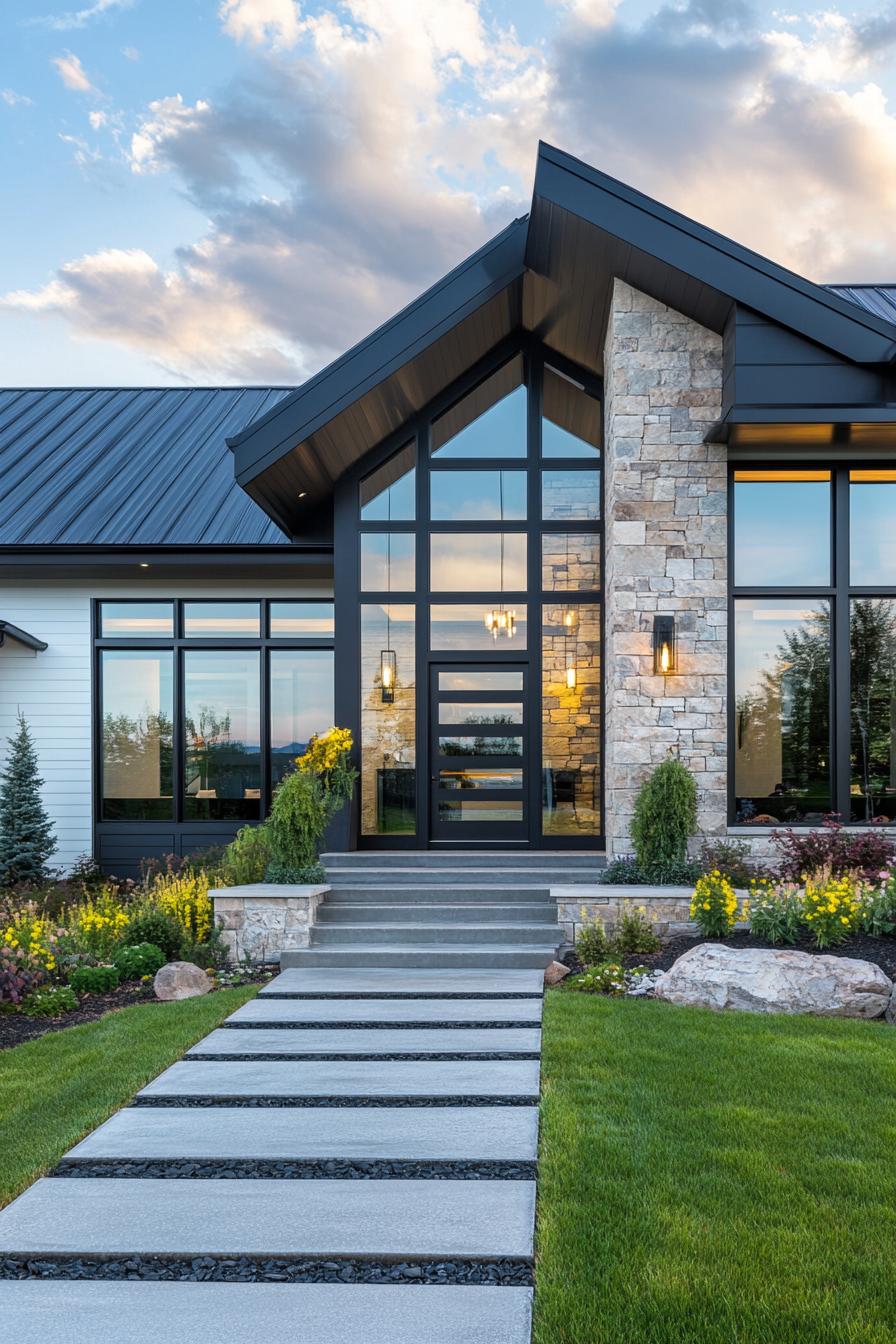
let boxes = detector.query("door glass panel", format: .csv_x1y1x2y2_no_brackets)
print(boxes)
183,602,260,638
360,442,416,521
542,532,600,591
430,470,527,521
430,533,526,591
100,602,174,637
361,603,416,835
542,366,601,458
438,799,524,822
101,650,174,820
431,357,525,458
733,599,831,823
269,602,334,636
439,735,523,757
439,769,523,789
542,470,601,521
734,470,830,587
438,702,523,725
431,604,528,651
183,650,261,819
850,597,896,823
850,470,896,585
360,533,415,591
542,604,601,835
438,670,524,692
270,650,334,790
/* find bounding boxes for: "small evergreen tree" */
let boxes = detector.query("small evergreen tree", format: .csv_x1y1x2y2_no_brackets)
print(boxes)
0,710,57,886
630,754,697,874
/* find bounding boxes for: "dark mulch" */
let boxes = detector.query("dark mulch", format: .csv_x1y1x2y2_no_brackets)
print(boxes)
563,932,896,979
0,984,156,1050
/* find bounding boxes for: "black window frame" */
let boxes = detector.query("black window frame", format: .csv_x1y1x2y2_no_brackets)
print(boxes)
728,463,896,827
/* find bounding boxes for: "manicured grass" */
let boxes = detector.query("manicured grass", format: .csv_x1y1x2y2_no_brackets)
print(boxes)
0,987,257,1207
535,993,896,1344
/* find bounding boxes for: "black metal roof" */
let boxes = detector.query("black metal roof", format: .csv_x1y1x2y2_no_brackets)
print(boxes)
827,285,896,325
0,386,294,546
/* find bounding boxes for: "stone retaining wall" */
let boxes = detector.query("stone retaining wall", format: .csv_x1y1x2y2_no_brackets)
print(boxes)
553,885,698,945
211,884,329,962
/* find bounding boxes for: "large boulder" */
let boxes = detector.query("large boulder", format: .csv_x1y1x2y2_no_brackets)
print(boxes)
153,961,211,1001
544,961,571,986
654,943,892,1018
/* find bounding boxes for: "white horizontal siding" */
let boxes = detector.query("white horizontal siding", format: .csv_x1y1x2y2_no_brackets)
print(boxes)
0,577,333,872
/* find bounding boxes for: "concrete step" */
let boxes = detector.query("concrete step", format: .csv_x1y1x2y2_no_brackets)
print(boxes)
311,924,558,947
280,946,558,969
324,868,601,887
322,851,604,869
230,998,542,1026
317,903,558,923
319,887,555,904
260,968,545,996
189,1027,542,1056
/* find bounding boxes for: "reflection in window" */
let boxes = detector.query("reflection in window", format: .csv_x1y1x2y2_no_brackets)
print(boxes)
542,470,601,521
439,769,523,789
360,533,416,591
361,604,415,835
438,799,524,822
431,605,528,651
183,602,261,638
850,598,896,823
542,605,601,835
431,357,525,458
438,670,524,692
439,735,523,757
101,651,173,819
184,650,261,819
430,470,527,521
430,533,526,592
850,470,896,586
733,471,830,587
542,365,601,458
360,442,416,521
270,650,335,789
542,532,600,591
438,702,523,725
734,600,830,823
100,603,174,637
269,602,334,637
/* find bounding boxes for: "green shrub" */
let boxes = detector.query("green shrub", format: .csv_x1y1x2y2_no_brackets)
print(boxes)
264,859,327,885
21,984,77,1016
598,854,702,886
690,871,739,938
630,757,697,873
575,908,608,966
69,964,120,994
612,903,661,955
698,837,757,888
567,962,626,995
113,941,165,979
179,924,227,970
803,873,861,949
747,881,802,945
0,710,57,887
122,909,183,961
858,875,896,938
221,824,271,886
265,728,356,881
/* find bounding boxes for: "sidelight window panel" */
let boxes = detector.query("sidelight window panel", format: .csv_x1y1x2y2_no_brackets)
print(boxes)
541,604,601,836
183,650,261,820
360,603,416,836
850,598,896,823
101,650,174,820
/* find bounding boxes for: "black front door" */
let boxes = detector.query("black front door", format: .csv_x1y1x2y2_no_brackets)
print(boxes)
429,664,528,841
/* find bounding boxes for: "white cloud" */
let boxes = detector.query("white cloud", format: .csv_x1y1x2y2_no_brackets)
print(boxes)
128,94,212,175
1,89,34,107
51,51,99,94
218,0,303,49
121,44,139,60
88,109,107,128
29,0,133,30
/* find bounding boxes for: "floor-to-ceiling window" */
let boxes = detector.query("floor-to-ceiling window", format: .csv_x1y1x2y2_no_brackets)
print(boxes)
731,467,896,825
346,344,603,846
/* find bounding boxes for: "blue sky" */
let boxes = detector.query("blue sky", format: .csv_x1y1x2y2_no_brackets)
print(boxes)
3,0,896,385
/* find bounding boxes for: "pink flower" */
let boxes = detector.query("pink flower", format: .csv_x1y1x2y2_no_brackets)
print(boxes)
879,871,891,881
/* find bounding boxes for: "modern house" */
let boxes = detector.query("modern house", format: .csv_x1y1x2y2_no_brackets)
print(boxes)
3,141,896,877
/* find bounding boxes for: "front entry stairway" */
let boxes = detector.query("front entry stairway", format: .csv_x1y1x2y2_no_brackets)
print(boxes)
280,852,606,970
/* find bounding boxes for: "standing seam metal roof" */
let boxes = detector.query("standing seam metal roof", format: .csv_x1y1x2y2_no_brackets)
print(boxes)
826,285,896,326
0,387,295,545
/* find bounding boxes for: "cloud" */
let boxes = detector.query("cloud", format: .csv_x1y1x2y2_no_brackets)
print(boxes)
28,0,134,30
121,44,139,59
2,89,34,107
218,0,303,49
51,51,99,94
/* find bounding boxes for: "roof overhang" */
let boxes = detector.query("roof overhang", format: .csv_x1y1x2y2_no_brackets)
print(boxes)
0,621,47,652
0,545,333,581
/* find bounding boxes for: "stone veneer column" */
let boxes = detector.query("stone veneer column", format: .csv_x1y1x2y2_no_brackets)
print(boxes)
603,280,727,855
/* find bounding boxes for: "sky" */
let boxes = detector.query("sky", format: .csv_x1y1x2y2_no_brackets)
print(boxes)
3,0,896,387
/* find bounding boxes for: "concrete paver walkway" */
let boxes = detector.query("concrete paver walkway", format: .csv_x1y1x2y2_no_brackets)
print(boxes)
0,966,543,1342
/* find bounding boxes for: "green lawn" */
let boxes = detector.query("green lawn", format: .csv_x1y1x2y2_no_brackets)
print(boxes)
535,993,896,1344
0,987,257,1207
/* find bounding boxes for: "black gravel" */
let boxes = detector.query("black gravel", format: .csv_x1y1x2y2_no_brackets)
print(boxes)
51,1158,536,1181
221,1019,539,1030
185,1052,541,1062
258,992,543,1001
131,1094,539,1108
0,1254,533,1286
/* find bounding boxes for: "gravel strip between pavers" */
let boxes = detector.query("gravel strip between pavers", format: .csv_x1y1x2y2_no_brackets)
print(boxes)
184,1052,541,1062
219,1019,540,1030
130,1094,540,1108
258,993,543,1001
0,1255,534,1286
51,1159,537,1181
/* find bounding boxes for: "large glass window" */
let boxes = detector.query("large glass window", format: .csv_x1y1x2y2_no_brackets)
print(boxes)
542,604,601,835
542,532,600,591
184,602,261,638
100,603,174,638
430,470,527,521
270,650,335,789
184,651,261,820
101,651,173,819
269,602,334,637
431,357,526,459
360,442,416,521
430,533,526,592
360,603,416,835
542,470,601,521
850,599,896,823
431,604,529,651
542,365,601,458
733,471,830,587
850,470,896,586
360,533,415,591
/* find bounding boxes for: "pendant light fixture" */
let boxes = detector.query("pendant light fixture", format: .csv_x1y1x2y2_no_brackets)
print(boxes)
379,504,397,703
483,472,517,640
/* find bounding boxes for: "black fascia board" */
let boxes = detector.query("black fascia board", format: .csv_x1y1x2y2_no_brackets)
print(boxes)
0,621,48,652
0,544,334,578
228,216,529,485
530,142,896,366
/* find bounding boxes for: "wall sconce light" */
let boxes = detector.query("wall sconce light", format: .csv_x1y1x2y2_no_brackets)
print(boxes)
380,648,396,703
565,648,577,690
653,614,677,675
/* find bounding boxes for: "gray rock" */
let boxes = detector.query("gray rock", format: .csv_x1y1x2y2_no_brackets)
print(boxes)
654,943,892,1018
544,961,571,985
887,987,896,1024
153,961,211,1001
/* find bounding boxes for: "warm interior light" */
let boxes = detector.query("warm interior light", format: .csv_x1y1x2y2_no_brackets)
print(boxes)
139,563,150,569
565,659,577,690
660,642,671,674
297,491,307,499
653,615,676,675
380,649,396,703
